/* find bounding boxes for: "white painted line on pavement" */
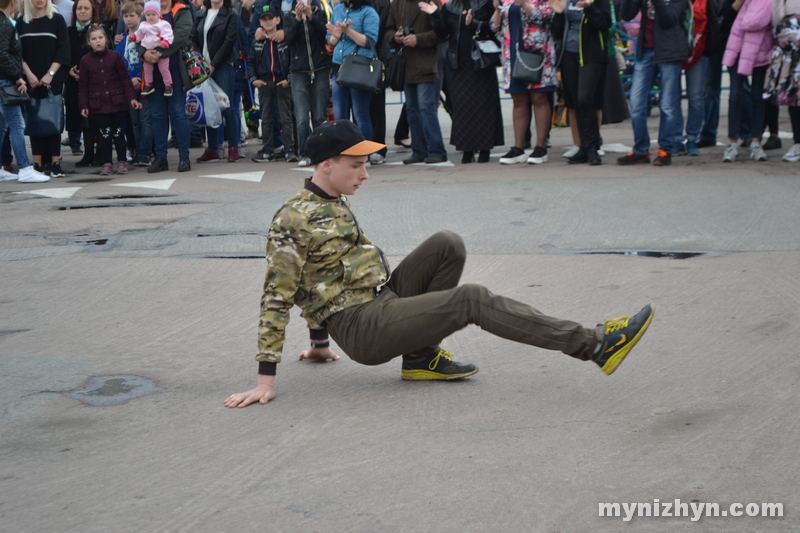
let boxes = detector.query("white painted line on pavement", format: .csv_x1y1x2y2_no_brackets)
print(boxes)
13,187,81,199
199,171,265,182
290,167,315,172
111,179,176,190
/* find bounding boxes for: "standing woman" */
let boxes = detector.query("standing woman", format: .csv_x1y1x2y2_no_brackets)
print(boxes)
194,0,241,163
421,0,504,164
0,0,51,182
326,0,380,145
18,0,70,178
549,0,610,165
66,0,100,167
139,0,193,174
492,0,558,165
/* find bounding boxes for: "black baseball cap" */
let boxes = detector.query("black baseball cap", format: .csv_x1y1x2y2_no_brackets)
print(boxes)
306,120,385,165
259,2,280,18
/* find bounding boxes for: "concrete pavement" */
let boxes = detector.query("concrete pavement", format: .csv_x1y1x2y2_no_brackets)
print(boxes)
1,106,799,532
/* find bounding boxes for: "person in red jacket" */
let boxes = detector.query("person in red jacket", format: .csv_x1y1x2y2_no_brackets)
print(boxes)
79,25,141,175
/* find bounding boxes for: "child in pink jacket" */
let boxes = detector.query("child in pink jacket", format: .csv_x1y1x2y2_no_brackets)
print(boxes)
721,0,775,162
129,0,174,96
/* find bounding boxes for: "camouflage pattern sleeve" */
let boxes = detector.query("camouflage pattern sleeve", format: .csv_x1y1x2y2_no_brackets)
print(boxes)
256,205,311,363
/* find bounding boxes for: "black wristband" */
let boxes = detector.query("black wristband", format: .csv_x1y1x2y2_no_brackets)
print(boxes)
258,361,276,375
310,341,330,349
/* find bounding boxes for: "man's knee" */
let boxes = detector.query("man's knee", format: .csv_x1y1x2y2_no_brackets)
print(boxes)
430,230,465,260
457,283,490,303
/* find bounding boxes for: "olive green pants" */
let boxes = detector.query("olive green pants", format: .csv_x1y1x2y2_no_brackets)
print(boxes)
326,231,600,366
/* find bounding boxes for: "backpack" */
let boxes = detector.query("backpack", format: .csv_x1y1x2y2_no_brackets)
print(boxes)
682,0,707,69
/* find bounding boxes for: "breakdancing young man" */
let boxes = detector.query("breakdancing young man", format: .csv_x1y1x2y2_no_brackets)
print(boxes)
225,120,655,408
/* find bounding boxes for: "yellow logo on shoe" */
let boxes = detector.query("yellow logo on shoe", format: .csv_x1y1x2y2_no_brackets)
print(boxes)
605,334,627,353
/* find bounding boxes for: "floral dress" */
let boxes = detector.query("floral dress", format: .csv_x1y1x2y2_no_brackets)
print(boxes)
492,0,557,91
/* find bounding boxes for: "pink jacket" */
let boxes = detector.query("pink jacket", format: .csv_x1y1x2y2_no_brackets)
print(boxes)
130,19,174,50
722,0,775,75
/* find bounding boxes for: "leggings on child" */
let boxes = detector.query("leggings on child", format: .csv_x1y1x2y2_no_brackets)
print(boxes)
142,58,172,87
90,111,128,164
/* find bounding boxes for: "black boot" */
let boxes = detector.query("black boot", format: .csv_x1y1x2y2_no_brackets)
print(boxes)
178,157,191,172
148,157,169,173
75,150,95,167
461,151,474,164
478,150,490,163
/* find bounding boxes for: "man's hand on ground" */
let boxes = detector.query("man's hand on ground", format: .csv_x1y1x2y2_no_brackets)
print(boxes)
224,374,275,408
298,346,340,362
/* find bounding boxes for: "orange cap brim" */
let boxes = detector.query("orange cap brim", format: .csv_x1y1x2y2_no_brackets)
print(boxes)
340,140,386,157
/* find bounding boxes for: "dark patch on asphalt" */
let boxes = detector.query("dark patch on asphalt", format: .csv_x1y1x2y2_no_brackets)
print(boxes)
66,375,162,406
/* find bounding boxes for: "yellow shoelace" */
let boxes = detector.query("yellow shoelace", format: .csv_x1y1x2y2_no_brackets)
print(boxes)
603,315,631,334
428,350,453,370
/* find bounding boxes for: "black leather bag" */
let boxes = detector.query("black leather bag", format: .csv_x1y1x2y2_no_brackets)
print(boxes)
511,44,544,85
384,47,406,91
24,87,64,136
336,37,384,93
471,37,501,70
0,84,31,106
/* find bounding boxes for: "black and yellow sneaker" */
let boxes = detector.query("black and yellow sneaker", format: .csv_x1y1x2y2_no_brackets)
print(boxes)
594,304,655,375
401,350,479,381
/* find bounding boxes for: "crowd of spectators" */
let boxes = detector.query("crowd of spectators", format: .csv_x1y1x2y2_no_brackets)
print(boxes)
2,0,800,185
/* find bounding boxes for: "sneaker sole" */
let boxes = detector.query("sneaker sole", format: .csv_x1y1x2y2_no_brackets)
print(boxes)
600,305,656,375
499,155,527,165
401,367,479,381
527,155,548,164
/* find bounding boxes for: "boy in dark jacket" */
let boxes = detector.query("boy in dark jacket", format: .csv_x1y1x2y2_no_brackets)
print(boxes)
248,3,295,162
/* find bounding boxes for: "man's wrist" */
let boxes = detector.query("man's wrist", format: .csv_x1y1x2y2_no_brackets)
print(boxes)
258,361,277,375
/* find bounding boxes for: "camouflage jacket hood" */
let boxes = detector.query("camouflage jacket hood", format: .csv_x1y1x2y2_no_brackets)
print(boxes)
257,187,391,363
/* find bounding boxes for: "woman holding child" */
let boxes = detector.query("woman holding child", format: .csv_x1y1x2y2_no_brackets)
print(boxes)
139,0,193,173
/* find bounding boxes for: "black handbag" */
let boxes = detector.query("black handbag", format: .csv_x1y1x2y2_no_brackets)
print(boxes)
512,44,544,85
24,87,64,136
382,9,419,91
384,48,406,91
511,22,544,85
0,84,31,106
336,37,384,93
471,37,501,70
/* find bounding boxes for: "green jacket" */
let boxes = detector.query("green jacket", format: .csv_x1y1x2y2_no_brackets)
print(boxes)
257,186,391,363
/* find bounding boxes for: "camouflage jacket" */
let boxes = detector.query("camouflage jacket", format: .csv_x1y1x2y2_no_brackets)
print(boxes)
257,185,391,364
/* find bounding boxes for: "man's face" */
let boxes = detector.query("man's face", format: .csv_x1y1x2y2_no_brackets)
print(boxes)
318,155,369,196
